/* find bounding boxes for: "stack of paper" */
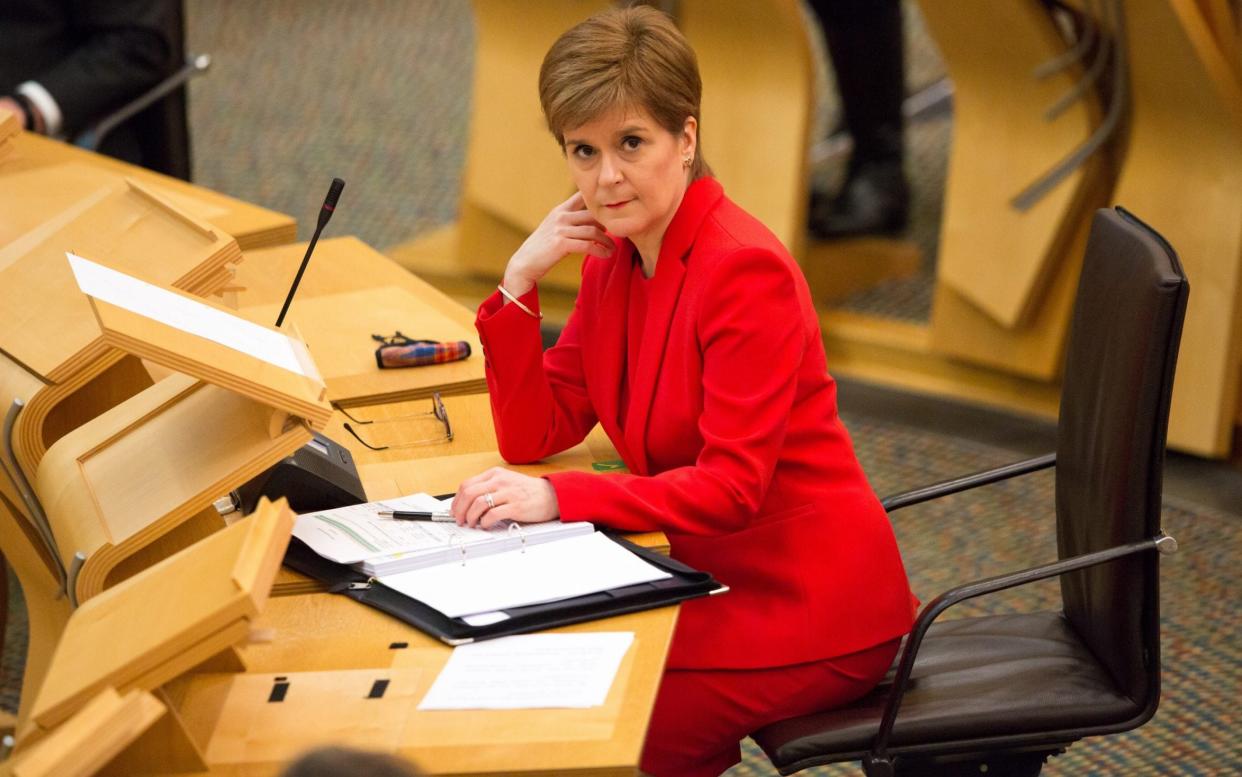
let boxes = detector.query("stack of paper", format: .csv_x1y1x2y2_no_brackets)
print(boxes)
292,493,594,576
377,531,672,618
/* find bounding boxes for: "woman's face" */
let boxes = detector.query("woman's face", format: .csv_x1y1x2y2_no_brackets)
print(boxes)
563,107,696,253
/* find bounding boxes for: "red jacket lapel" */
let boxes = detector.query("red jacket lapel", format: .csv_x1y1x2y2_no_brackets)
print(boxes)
623,178,724,474
590,239,636,467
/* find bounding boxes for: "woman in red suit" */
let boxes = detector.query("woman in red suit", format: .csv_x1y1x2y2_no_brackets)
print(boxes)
450,7,916,775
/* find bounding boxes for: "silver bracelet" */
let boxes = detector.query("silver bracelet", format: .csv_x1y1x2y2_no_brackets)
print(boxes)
497,283,542,320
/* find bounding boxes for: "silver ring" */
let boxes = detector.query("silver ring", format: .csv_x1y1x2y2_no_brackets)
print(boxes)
484,492,495,509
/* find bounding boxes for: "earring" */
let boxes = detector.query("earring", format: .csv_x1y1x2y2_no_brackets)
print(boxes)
682,155,693,168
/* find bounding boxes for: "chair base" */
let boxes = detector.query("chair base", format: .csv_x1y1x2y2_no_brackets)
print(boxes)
863,748,1061,777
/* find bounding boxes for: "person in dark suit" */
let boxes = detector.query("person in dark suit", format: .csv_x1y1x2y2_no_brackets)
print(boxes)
450,7,917,776
0,0,191,179
806,0,910,238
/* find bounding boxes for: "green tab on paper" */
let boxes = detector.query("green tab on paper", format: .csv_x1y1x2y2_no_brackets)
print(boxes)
591,460,628,472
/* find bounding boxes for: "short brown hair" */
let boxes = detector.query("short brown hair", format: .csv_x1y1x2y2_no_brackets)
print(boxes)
538,5,711,179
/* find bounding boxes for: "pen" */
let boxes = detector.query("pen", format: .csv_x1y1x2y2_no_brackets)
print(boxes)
377,510,455,522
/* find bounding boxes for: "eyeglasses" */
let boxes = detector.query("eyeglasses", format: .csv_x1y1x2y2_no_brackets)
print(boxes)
338,392,453,451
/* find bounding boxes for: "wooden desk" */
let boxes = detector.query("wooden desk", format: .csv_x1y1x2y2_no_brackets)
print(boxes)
0,132,295,251
9,220,674,773
236,237,487,405
177,431,671,776
164,598,674,777
320,392,497,467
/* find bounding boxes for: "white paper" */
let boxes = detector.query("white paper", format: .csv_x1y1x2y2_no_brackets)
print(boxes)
67,252,310,377
418,632,634,709
292,494,591,571
293,493,453,563
461,611,510,627
377,531,671,618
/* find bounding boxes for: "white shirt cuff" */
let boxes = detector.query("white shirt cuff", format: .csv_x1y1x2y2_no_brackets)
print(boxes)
16,81,64,138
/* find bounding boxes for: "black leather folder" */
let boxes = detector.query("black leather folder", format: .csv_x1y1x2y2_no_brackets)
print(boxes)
282,533,727,645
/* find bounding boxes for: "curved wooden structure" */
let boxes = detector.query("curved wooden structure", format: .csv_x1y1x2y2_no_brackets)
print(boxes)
0,177,243,476
35,374,312,603
679,0,813,260
0,130,295,251
925,0,1100,331
1112,0,1242,456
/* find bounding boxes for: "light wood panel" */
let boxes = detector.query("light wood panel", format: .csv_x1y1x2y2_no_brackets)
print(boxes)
241,286,485,407
0,470,70,729
462,0,607,235
0,176,244,476
0,131,295,251
35,374,310,603
321,392,498,467
919,0,1099,331
7,688,165,777
89,288,331,429
680,0,813,259
928,193,1104,381
0,175,242,375
236,236,490,405
387,223,582,327
1112,0,1242,456
801,237,921,305
822,310,1062,421
168,600,676,777
234,236,465,311
0,108,17,154
28,500,292,731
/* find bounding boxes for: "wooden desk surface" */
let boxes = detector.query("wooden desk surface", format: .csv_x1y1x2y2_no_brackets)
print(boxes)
0,132,296,251
199,429,669,776
236,237,487,406
10,201,671,772
241,398,670,776
164,597,674,776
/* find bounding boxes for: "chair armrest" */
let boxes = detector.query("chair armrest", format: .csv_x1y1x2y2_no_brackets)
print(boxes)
880,453,1056,513
74,54,211,151
866,531,1178,765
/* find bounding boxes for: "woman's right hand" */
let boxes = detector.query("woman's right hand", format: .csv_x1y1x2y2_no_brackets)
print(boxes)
502,191,616,296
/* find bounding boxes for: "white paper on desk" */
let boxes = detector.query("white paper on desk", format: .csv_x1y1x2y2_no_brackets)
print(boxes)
67,252,310,377
377,531,671,618
293,493,590,567
418,632,635,709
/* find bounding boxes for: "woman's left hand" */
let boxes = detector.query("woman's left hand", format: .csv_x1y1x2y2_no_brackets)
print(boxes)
452,467,560,529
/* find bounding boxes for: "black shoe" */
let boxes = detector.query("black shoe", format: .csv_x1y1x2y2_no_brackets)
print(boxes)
808,161,910,239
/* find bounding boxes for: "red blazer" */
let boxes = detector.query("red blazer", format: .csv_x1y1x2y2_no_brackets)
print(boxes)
476,177,916,670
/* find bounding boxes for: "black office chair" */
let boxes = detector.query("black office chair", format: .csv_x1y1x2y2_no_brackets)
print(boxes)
753,207,1189,777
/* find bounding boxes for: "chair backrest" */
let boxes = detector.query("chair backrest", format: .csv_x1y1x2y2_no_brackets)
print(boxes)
1055,207,1188,715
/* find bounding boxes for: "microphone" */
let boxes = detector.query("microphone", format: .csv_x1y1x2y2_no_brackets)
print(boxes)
275,177,345,328
317,177,345,231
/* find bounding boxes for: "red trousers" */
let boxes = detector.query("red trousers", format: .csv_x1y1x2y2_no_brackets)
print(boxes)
640,638,900,777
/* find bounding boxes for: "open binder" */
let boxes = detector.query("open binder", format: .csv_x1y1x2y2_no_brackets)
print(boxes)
282,534,726,645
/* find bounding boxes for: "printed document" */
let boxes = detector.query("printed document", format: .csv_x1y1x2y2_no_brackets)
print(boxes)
377,531,671,618
418,632,635,709
292,493,592,574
